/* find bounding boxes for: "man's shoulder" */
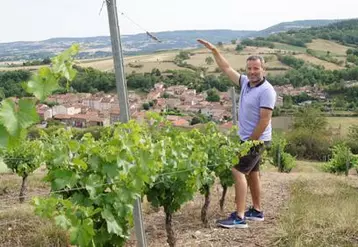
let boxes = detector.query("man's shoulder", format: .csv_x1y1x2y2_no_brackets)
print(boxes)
262,79,276,93
239,74,249,86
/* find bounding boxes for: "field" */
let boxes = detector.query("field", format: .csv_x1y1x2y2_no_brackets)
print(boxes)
272,116,358,136
306,39,350,56
78,51,183,73
272,42,307,53
0,39,350,75
293,53,344,70
326,116,358,136
1,160,357,246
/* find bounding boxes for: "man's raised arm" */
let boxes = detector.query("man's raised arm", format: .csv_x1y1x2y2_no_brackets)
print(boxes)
197,39,241,86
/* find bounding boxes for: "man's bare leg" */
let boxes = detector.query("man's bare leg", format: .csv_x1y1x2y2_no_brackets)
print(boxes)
232,167,247,218
248,171,261,211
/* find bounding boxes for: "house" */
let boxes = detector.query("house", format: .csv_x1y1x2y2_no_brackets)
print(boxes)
165,98,181,108
172,118,190,127
82,96,103,110
87,116,110,127
154,83,165,91
131,111,147,123
71,114,88,128
36,104,53,120
52,104,82,116
109,108,120,124
147,91,161,101
54,113,110,128
100,96,114,111
166,115,180,122
53,114,73,125
46,93,91,104
276,95,283,107
165,85,188,96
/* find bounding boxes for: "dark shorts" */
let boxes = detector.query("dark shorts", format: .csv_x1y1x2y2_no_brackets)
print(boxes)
234,140,271,174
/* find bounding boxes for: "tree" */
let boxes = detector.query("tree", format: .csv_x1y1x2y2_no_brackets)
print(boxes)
346,49,353,55
286,106,331,160
231,39,237,44
235,44,245,52
190,116,201,125
205,56,214,65
3,139,42,203
151,68,161,76
177,51,190,60
283,95,293,108
206,88,220,102
143,102,150,110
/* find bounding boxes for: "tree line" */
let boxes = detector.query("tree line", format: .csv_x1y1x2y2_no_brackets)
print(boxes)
239,19,358,48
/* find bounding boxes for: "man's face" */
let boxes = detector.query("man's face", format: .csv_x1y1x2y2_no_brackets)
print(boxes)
246,59,265,83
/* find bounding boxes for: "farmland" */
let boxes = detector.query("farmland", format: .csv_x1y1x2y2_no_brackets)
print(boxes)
272,116,358,136
306,39,350,56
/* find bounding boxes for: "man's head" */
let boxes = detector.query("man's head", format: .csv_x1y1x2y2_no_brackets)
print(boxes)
246,55,265,83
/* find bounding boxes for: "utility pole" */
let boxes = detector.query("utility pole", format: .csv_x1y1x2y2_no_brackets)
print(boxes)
106,1,147,246
230,87,237,125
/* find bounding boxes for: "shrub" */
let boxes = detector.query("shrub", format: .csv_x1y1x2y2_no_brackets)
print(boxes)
324,143,358,174
269,133,296,172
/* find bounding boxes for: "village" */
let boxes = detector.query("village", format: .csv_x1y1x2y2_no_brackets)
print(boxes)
34,82,328,129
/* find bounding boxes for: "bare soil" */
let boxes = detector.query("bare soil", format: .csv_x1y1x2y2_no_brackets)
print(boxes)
126,171,297,247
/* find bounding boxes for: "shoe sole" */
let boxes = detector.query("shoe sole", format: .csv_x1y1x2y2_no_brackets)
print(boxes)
245,217,264,221
217,223,248,229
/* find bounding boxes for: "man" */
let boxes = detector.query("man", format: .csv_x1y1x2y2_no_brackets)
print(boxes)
197,39,277,228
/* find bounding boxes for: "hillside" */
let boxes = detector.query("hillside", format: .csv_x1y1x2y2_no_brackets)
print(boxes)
251,19,340,37
263,18,358,47
0,19,347,62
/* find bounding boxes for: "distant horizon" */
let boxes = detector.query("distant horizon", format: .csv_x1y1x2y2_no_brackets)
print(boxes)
0,17,353,44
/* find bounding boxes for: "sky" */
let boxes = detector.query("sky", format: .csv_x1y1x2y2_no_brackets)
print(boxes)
0,0,357,43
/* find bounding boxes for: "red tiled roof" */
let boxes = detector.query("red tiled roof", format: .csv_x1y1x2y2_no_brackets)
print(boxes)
54,114,72,119
172,119,189,126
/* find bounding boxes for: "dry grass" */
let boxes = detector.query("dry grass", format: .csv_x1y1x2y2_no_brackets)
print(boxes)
0,65,45,72
291,160,324,173
0,170,68,246
306,39,350,56
187,52,249,72
272,116,358,137
327,116,358,136
77,45,289,74
78,52,181,73
242,46,278,54
274,176,358,247
0,205,69,247
294,54,344,70
0,172,49,210
272,116,293,131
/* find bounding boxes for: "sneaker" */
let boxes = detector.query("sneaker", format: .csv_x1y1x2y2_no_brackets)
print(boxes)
244,206,264,221
216,212,248,228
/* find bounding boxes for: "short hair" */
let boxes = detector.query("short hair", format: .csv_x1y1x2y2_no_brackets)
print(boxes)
246,55,265,69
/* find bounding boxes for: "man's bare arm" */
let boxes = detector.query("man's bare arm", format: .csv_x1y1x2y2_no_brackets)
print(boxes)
197,39,240,86
249,108,272,140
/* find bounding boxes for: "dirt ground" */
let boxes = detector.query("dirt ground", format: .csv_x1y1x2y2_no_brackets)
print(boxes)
126,171,297,247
